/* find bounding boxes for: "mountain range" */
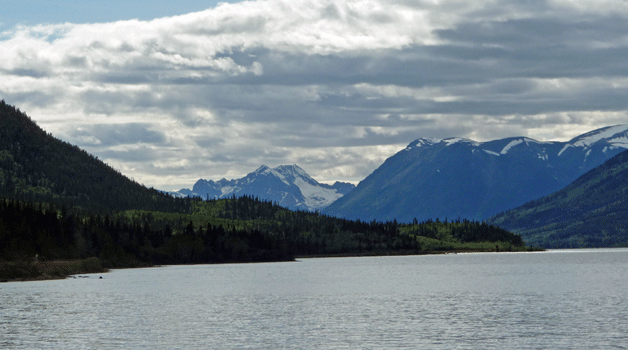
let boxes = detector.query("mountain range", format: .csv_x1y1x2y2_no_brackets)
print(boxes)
323,125,628,223
486,149,628,248
2,99,627,249
169,165,355,212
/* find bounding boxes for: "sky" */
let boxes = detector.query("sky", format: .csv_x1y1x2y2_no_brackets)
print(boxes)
2,0,628,191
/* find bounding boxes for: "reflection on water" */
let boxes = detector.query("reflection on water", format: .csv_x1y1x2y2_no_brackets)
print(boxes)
2,249,628,349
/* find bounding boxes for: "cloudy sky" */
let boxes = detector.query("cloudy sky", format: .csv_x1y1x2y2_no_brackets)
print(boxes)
2,0,628,190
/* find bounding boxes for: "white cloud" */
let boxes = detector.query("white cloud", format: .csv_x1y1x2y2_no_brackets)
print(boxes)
2,0,628,189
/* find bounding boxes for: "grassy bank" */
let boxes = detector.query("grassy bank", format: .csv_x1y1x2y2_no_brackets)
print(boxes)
0,257,108,282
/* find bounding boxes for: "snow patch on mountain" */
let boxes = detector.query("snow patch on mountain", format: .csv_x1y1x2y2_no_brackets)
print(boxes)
557,144,572,156
406,137,440,150
500,139,524,154
522,138,553,145
584,149,592,160
221,186,237,196
570,125,628,148
557,125,628,157
293,177,345,209
168,164,355,211
443,137,479,146
608,136,628,148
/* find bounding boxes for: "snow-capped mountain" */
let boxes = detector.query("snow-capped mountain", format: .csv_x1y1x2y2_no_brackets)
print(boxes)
169,165,355,211
323,125,628,223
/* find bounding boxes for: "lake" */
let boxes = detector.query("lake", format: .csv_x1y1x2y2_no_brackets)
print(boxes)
2,249,628,349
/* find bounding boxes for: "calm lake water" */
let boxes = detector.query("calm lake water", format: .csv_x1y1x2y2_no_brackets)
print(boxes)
2,249,628,349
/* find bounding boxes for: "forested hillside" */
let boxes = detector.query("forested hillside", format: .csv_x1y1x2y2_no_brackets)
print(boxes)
0,100,189,213
488,150,628,248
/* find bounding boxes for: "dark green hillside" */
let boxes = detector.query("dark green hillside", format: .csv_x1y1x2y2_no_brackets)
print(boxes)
487,150,628,248
0,100,188,212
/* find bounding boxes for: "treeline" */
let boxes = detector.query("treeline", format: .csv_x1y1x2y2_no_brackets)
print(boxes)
207,196,524,254
0,196,418,265
404,217,524,246
1,194,527,266
0,198,293,265
215,195,421,255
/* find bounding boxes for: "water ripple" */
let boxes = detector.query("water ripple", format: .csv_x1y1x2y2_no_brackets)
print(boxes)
2,250,628,349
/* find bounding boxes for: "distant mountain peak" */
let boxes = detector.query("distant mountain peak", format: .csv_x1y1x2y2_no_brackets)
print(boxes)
279,164,305,172
272,164,310,179
406,137,441,149
255,165,271,172
171,164,355,211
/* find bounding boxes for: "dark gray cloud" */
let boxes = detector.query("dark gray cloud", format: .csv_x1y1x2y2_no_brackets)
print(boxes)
70,123,167,147
98,146,163,162
0,91,57,108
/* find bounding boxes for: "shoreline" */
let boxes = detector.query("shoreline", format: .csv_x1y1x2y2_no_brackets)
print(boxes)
1,246,544,283
0,257,108,283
